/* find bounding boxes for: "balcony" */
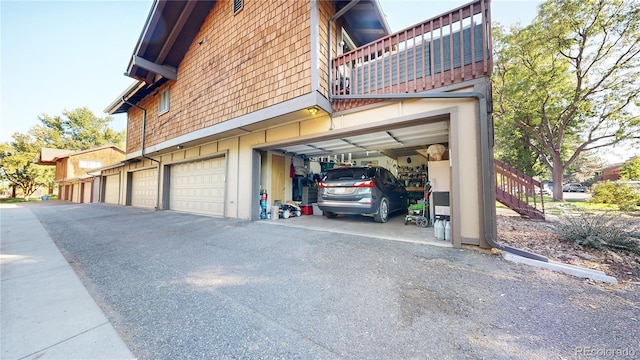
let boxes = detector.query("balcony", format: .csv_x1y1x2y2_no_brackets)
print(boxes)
331,0,492,111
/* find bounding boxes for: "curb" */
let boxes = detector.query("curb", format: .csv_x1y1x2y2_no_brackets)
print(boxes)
503,252,618,284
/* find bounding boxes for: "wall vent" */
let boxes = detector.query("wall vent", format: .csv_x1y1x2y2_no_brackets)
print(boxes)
233,0,243,15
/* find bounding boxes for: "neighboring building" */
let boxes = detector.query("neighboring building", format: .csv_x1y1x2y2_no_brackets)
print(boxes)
38,146,125,203
598,156,640,182
103,0,497,248
599,164,621,182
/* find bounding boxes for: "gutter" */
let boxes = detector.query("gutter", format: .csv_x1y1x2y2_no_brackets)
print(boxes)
122,98,162,210
327,11,547,262
105,81,146,115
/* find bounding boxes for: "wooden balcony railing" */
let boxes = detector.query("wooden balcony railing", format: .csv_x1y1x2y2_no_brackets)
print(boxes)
494,159,545,220
331,0,492,111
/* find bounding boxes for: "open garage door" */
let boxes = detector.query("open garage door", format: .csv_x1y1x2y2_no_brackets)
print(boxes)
169,156,226,216
130,168,158,208
104,174,120,204
272,121,449,162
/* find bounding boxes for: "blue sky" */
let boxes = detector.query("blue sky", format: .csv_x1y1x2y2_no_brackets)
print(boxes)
1,0,151,141
1,0,544,145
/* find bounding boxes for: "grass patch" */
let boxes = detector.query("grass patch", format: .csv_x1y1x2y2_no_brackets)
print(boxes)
499,194,639,216
0,195,58,203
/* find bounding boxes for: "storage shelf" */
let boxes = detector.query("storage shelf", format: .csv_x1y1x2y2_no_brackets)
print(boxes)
398,170,428,189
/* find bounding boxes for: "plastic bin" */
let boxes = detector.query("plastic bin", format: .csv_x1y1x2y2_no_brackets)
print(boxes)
300,205,313,215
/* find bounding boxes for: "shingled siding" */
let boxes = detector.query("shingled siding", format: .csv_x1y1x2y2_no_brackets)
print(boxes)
352,24,484,94
317,0,338,99
127,0,312,152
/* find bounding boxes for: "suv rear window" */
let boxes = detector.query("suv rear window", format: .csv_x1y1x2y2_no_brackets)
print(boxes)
325,167,376,181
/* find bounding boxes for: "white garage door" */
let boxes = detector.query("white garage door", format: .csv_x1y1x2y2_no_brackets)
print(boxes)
131,169,157,208
82,182,92,203
170,157,225,216
72,184,80,203
104,175,120,204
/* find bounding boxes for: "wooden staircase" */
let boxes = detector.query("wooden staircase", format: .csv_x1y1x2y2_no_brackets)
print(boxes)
494,159,545,220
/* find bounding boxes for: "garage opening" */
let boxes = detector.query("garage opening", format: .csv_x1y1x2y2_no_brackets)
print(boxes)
255,119,452,244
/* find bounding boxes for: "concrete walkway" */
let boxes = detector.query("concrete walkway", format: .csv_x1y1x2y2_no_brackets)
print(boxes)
1,204,135,360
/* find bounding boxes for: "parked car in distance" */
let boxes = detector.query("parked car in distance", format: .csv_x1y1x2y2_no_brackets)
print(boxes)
536,186,552,196
562,183,587,192
317,166,408,223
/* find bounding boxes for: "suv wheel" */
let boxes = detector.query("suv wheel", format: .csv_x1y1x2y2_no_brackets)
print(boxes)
324,211,337,218
374,197,389,223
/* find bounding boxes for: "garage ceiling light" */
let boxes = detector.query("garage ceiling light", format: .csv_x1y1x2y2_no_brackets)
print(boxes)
307,107,318,115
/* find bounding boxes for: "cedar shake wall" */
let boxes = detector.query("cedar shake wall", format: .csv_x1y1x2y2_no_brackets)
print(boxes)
69,148,124,179
317,0,337,99
55,159,67,181
55,148,124,181
127,0,313,153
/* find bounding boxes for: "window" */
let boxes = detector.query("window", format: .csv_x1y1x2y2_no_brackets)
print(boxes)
79,160,102,169
158,87,170,115
233,0,243,15
339,29,356,55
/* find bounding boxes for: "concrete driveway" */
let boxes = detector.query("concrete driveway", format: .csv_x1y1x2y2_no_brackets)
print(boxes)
23,202,640,359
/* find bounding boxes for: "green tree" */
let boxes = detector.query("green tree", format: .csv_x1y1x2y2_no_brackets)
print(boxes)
0,133,54,199
492,0,640,201
564,151,606,187
31,107,125,150
619,157,640,180
493,118,548,179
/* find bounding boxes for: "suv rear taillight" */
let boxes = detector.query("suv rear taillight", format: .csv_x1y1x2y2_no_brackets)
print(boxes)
319,182,327,188
353,180,374,187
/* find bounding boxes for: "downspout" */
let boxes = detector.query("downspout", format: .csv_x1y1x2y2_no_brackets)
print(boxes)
122,97,162,210
326,14,547,261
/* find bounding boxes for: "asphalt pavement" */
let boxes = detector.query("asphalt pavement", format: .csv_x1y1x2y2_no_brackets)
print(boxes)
3,201,639,359
1,203,135,360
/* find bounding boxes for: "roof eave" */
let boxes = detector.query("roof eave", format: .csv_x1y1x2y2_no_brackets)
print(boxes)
371,0,391,35
104,81,147,115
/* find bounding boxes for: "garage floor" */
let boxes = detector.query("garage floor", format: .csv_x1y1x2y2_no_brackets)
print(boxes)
261,212,452,247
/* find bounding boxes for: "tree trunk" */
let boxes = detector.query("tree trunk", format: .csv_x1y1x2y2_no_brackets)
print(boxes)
551,155,564,201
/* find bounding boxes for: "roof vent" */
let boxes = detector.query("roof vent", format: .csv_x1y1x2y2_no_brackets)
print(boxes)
233,0,243,15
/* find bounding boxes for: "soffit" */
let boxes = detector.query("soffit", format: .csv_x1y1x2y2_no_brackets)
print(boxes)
126,0,217,83
335,0,391,46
